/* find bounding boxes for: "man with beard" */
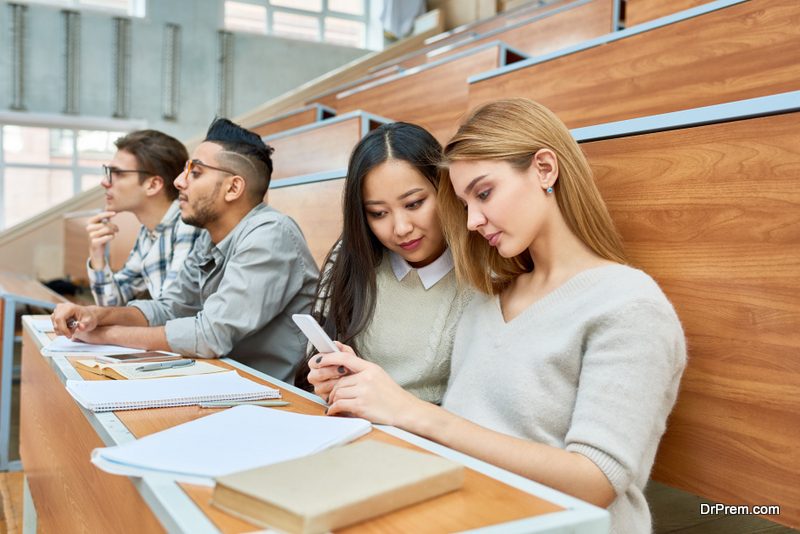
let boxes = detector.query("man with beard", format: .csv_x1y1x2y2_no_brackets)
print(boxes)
52,118,318,380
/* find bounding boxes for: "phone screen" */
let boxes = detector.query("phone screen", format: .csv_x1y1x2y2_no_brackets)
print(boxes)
99,352,179,363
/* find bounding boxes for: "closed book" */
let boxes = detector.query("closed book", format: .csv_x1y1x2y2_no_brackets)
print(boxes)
212,440,464,534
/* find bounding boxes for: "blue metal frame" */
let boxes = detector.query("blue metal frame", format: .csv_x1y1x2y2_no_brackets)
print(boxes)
611,0,623,30
468,0,748,84
572,91,800,143
0,292,61,471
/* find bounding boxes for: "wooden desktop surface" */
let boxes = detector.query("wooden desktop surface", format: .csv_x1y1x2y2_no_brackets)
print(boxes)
19,318,605,533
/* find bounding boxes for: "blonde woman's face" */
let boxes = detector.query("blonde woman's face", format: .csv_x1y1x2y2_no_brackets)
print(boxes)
362,160,446,268
448,158,555,258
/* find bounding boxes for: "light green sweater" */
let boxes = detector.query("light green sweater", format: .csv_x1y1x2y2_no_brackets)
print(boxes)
443,264,686,533
356,253,472,404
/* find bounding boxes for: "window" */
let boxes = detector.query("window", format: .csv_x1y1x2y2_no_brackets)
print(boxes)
15,0,145,17
224,0,370,49
225,1,268,34
0,124,126,229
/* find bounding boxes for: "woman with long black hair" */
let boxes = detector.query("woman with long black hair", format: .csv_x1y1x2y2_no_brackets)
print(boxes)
297,122,471,404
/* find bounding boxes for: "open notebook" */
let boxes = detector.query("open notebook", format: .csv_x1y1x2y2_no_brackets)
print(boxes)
66,371,279,412
91,405,372,485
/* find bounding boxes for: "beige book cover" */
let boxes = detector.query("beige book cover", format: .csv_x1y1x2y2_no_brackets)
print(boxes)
212,440,464,534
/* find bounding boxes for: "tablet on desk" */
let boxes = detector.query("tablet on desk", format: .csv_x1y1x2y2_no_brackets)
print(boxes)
95,352,181,364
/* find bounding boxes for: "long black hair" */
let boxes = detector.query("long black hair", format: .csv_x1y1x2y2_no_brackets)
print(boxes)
294,122,442,389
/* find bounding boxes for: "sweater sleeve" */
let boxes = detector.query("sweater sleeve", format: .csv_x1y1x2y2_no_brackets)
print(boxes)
564,299,686,496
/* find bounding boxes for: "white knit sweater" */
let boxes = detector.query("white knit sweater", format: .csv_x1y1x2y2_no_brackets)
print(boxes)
356,253,472,403
443,264,686,533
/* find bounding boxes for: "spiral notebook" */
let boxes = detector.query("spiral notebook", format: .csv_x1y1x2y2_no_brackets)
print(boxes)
66,371,280,412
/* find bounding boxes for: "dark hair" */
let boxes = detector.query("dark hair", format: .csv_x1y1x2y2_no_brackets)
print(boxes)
114,130,187,201
294,122,442,389
204,117,275,201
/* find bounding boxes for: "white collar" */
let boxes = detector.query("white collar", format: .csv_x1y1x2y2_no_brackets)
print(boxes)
389,248,454,290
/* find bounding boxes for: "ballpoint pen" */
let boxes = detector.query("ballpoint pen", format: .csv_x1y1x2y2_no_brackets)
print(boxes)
136,359,196,372
198,400,291,408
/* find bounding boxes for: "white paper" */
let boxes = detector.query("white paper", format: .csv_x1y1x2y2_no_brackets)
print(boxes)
91,405,372,485
66,371,279,412
31,318,55,333
42,336,145,356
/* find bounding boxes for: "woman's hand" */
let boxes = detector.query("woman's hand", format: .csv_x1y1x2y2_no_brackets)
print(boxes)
306,341,355,402
324,351,422,427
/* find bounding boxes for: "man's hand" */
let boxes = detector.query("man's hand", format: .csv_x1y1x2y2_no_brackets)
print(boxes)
86,211,118,270
51,303,101,337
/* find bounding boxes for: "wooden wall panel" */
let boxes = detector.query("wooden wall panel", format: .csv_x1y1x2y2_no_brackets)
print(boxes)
20,330,164,533
331,46,504,144
251,107,318,137
422,0,613,67
626,0,713,27
581,112,800,528
468,0,800,128
268,179,345,267
267,118,361,180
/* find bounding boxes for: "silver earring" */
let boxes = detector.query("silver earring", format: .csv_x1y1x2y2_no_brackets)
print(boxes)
546,186,554,194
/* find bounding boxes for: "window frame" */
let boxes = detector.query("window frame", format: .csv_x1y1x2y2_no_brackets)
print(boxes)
224,0,372,49
0,112,145,230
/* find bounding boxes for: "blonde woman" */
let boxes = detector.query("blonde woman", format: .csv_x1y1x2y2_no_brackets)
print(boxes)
309,99,686,533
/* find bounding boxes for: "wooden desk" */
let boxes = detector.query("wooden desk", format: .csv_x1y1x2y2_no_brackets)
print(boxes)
20,316,608,533
0,273,66,471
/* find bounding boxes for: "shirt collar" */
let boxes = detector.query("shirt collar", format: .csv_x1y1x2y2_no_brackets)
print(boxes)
389,248,454,290
153,200,181,235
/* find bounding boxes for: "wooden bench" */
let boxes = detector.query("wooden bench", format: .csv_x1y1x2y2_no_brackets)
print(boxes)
268,170,347,268
467,0,800,129
625,0,712,26
309,65,403,111
250,103,335,138
396,0,616,72
0,272,66,471
264,111,392,182
316,41,527,143
372,0,579,73
575,92,800,529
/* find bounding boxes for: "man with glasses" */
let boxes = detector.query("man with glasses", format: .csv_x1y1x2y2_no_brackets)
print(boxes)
53,118,318,381
87,130,203,306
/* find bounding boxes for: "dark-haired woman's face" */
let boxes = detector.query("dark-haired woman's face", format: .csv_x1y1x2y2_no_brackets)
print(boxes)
362,160,446,268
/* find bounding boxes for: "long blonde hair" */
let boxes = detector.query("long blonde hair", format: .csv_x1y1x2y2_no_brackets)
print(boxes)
438,98,626,294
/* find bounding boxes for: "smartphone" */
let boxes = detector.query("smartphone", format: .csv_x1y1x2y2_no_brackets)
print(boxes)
95,351,181,364
292,314,339,354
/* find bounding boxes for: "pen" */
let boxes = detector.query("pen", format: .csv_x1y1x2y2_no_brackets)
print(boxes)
198,400,290,408
67,318,78,330
136,360,195,372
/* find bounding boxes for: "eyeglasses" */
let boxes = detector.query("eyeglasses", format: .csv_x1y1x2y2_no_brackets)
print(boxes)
102,165,151,185
183,159,237,179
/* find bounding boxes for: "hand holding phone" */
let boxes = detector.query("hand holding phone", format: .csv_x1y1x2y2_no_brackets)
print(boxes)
292,314,339,354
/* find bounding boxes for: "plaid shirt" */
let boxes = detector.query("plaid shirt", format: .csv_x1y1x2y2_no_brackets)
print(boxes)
88,201,204,306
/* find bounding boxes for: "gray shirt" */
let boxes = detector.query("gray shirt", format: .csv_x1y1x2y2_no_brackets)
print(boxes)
443,264,686,534
130,203,318,381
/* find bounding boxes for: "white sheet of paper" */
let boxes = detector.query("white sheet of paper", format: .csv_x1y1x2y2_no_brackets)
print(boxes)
31,318,55,333
91,404,372,485
42,336,145,356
